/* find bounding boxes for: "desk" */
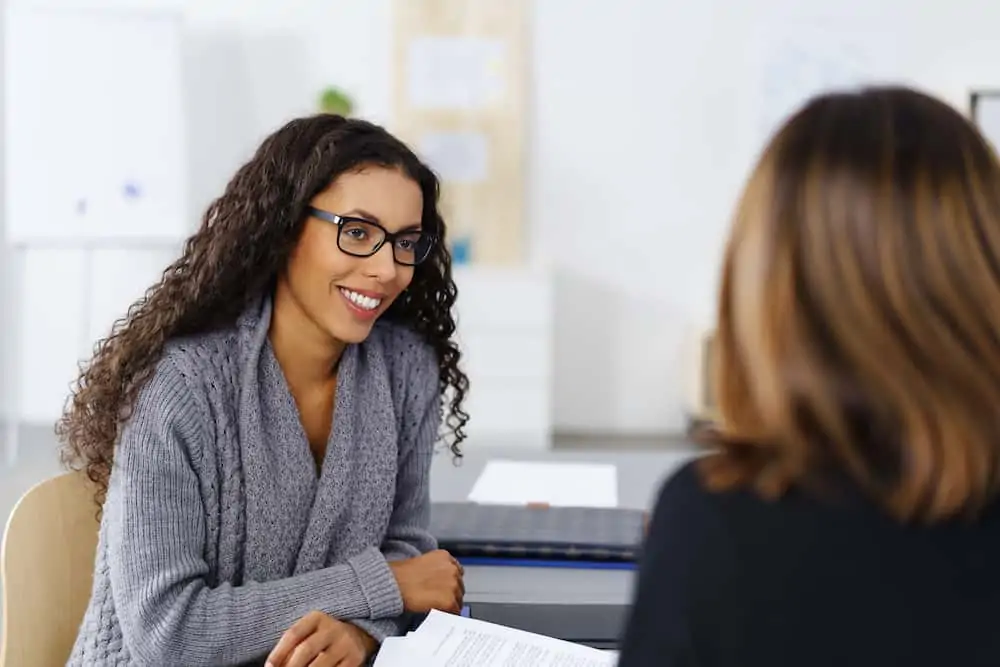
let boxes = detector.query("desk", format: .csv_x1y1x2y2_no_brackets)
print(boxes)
429,446,698,645
430,446,697,509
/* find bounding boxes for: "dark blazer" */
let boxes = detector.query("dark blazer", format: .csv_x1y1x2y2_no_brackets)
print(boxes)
617,461,1000,667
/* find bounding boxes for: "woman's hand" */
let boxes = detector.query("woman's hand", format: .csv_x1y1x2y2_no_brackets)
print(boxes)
266,611,376,667
388,549,465,613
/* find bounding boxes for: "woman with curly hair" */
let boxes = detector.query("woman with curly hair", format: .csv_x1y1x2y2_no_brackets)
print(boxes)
62,115,470,667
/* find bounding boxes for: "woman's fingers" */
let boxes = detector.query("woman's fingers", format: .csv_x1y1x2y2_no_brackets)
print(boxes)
268,612,324,666
307,650,341,667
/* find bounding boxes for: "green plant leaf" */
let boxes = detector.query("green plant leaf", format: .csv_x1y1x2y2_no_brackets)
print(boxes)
318,86,354,116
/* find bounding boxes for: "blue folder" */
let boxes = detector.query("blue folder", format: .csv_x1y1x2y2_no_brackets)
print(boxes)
456,556,637,571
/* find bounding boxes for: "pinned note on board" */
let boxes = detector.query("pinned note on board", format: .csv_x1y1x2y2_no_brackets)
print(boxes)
418,131,489,184
406,36,507,111
123,181,143,199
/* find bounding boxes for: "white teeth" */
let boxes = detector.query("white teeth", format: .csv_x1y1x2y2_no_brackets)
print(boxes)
340,288,382,311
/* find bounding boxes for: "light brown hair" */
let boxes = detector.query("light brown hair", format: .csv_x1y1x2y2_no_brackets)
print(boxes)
702,86,1000,522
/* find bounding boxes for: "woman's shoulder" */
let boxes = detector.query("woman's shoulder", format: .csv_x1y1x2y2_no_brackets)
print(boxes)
370,320,437,379
650,456,852,546
653,456,776,520
163,326,240,367
134,327,242,418
639,457,762,596
160,327,243,384
647,456,758,547
652,458,718,519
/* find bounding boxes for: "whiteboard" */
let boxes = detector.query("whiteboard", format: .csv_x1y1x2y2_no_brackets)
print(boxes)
4,6,189,243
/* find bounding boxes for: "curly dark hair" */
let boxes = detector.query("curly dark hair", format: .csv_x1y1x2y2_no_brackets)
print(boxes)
56,114,469,505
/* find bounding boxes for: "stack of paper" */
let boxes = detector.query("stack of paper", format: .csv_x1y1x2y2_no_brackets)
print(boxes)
374,609,618,667
467,460,619,508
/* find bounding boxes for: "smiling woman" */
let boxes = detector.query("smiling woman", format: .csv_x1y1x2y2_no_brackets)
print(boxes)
57,115,469,667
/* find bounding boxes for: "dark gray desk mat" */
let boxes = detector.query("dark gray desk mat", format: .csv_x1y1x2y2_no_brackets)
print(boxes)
462,563,635,646
429,502,645,561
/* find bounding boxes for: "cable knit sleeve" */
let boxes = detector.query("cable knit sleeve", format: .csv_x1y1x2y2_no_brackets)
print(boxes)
352,329,442,642
106,356,403,667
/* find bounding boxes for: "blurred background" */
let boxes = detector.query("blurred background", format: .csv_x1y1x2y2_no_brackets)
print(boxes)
3,0,1000,534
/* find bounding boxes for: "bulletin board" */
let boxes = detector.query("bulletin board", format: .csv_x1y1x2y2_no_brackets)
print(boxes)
390,0,529,265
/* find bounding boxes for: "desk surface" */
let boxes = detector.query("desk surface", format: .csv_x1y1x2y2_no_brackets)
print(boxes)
429,446,698,607
430,446,697,510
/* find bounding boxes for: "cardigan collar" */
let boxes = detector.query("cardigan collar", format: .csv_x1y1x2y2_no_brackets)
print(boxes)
232,294,398,581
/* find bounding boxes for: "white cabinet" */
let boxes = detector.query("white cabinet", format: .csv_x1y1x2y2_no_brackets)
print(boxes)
86,247,180,344
9,261,556,446
452,266,553,448
11,246,181,426
16,249,88,424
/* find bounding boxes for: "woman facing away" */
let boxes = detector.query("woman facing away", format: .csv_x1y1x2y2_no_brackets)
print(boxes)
618,86,1000,667
59,115,469,667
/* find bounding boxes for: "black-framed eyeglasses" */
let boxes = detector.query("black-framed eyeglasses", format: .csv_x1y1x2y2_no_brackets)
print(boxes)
307,206,436,266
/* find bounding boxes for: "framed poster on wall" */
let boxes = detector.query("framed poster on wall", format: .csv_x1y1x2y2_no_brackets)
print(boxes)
390,0,529,265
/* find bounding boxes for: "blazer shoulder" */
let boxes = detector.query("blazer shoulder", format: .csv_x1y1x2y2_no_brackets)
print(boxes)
648,458,729,537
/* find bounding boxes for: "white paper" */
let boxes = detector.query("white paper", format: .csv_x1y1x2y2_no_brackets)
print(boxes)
467,460,618,508
373,610,616,667
374,636,434,665
407,37,506,110
419,131,490,183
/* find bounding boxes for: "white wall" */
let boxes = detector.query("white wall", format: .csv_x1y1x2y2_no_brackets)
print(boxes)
8,0,1000,434
0,0,7,435
4,5,191,428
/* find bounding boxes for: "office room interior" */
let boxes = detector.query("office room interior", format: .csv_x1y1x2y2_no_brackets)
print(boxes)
4,0,1000,660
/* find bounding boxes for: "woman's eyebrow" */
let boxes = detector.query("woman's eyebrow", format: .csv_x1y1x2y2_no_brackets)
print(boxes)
341,208,380,222
342,208,422,232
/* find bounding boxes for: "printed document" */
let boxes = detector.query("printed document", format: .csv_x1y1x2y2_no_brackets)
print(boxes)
373,609,617,666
